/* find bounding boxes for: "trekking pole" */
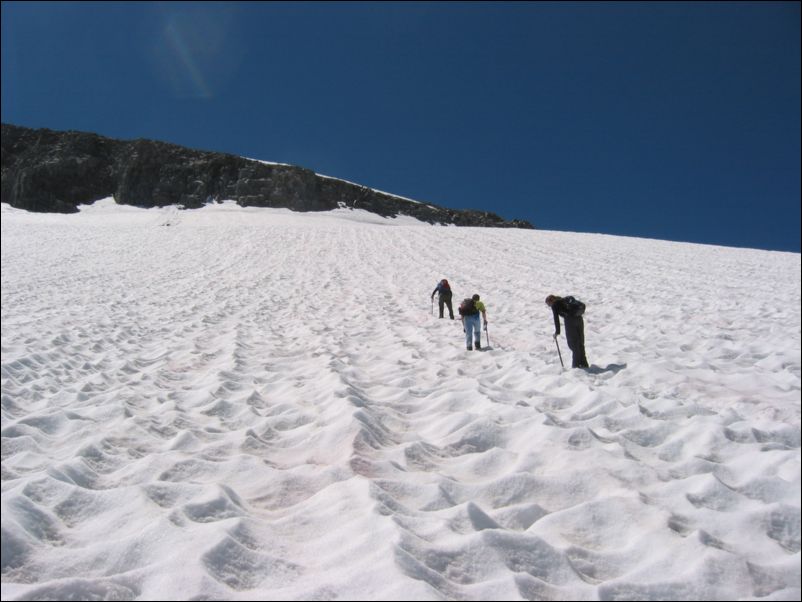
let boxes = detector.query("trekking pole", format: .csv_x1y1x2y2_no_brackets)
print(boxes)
554,335,564,368
485,322,490,348
431,297,434,316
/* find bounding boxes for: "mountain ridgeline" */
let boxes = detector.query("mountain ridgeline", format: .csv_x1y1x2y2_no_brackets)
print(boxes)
1,124,533,228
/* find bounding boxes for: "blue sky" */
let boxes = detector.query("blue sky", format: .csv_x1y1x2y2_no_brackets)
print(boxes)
2,1,799,252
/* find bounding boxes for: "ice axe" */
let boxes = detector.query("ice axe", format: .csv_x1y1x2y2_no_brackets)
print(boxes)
553,334,564,368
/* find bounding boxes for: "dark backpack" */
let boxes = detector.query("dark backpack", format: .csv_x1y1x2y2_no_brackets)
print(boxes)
563,296,586,317
458,298,478,316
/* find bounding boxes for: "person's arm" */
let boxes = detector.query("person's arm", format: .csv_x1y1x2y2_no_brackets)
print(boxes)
552,305,561,336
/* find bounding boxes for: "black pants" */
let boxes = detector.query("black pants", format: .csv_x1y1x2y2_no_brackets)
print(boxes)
564,316,589,368
439,294,454,319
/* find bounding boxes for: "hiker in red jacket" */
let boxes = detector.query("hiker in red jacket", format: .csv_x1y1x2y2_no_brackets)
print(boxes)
431,279,454,319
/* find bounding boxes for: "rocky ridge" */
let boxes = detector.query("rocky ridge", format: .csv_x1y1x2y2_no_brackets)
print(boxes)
1,123,533,228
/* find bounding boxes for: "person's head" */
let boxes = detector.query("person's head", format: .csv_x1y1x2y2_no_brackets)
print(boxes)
545,295,558,306
472,294,480,301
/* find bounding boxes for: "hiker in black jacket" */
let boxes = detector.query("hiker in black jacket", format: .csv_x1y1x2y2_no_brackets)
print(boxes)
431,279,454,319
546,295,589,368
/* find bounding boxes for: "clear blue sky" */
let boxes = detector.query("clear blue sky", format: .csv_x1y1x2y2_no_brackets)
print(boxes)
2,1,799,252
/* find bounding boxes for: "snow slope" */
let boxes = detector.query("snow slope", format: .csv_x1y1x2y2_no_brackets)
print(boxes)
2,199,800,600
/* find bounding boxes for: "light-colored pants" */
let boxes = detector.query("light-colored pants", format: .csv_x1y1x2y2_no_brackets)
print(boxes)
464,314,481,348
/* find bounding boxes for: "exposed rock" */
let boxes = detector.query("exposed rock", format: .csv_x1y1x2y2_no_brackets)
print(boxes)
1,123,534,228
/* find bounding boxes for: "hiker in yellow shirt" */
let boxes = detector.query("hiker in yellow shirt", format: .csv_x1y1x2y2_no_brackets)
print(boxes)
459,294,487,350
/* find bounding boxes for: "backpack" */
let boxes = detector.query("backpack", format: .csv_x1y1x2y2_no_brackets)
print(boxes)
563,296,585,317
458,298,478,316
439,279,451,294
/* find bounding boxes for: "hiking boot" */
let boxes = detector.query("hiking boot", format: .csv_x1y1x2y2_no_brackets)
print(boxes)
467,345,473,351
475,341,481,350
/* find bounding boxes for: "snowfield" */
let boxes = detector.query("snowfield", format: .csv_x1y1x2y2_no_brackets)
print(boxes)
1,199,800,601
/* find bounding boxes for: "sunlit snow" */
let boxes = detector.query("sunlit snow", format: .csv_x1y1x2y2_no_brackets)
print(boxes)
1,199,799,601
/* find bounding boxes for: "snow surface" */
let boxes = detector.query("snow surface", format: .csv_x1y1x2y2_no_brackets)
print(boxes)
1,198,800,601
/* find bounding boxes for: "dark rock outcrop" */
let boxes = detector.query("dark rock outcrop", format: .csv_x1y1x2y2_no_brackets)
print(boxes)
1,123,533,228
